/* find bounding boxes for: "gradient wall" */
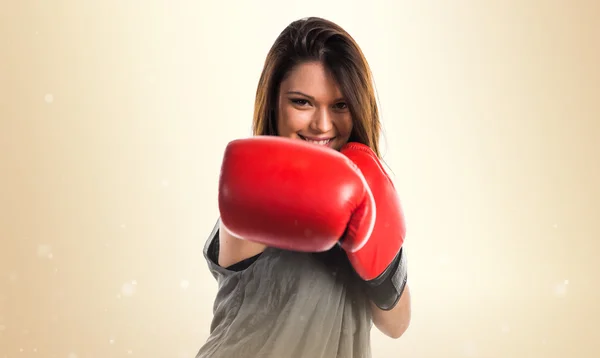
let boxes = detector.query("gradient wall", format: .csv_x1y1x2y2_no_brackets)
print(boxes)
1,1,599,357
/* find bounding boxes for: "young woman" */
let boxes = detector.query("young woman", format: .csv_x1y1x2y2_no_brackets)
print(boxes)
196,16,411,358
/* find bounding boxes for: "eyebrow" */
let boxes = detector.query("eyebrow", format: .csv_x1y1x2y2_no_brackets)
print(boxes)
286,91,345,102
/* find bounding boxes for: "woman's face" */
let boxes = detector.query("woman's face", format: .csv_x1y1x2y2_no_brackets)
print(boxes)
276,61,353,151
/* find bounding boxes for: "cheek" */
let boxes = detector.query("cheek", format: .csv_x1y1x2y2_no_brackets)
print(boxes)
276,105,311,138
337,115,353,139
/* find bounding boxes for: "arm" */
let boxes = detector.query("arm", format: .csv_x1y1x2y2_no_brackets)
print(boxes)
364,246,411,338
339,142,412,338
371,284,411,339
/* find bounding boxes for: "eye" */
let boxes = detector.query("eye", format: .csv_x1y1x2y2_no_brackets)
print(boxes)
290,98,310,106
334,102,348,110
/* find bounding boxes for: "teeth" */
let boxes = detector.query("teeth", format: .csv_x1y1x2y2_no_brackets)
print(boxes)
305,139,331,145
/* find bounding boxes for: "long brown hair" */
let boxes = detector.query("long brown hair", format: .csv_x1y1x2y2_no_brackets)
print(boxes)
252,17,382,158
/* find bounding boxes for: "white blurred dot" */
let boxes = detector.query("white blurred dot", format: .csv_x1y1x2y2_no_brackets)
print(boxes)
120,224,127,229
20,348,23,352
552,223,558,229
131,280,137,285
553,281,568,297
127,349,133,354
162,179,169,187
33,348,37,353
180,280,189,289
0,325,5,331
121,282,135,297
438,253,450,266
501,323,510,333
44,94,54,103
37,245,53,259
68,353,78,358
8,273,17,281
109,338,115,344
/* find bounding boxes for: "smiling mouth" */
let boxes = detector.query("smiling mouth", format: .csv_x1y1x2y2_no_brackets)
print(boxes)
298,135,335,146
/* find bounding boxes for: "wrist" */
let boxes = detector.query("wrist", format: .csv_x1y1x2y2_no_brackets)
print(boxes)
363,247,408,311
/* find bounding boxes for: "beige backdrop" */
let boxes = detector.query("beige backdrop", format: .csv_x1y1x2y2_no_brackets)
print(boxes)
1,0,599,357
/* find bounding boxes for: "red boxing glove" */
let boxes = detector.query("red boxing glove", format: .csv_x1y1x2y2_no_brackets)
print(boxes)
218,136,375,253
340,142,408,310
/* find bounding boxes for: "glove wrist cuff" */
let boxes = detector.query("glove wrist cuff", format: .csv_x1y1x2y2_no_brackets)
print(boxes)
363,247,408,311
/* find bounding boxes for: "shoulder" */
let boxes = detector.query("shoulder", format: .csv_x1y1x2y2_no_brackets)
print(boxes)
203,218,265,275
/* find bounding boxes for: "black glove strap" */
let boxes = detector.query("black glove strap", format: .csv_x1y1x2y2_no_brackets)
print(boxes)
364,247,408,311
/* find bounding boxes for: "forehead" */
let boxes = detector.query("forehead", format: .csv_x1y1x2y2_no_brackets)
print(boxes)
279,61,344,100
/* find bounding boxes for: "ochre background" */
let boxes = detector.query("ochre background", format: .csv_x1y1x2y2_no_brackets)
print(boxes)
1,1,599,357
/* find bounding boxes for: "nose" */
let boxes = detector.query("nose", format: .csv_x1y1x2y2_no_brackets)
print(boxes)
310,108,334,133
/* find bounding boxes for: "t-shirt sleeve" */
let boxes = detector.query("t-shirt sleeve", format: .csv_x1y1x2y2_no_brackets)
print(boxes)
203,218,227,281
202,218,264,279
